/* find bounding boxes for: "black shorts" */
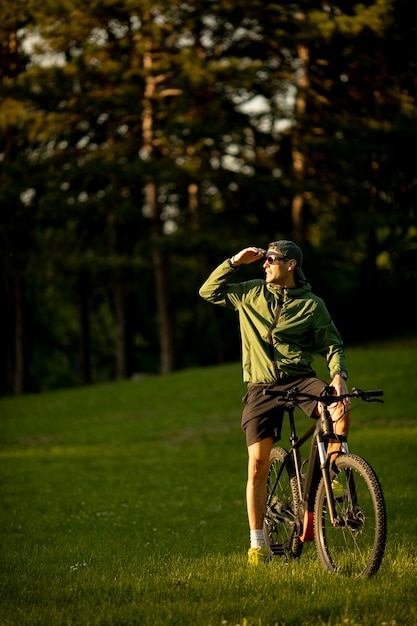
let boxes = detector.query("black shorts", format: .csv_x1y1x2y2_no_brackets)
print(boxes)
241,377,328,447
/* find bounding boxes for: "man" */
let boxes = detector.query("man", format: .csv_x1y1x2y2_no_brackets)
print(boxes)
199,240,350,566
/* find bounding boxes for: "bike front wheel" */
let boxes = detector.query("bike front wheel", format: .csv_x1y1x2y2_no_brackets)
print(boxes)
263,446,303,559
314,453,387,577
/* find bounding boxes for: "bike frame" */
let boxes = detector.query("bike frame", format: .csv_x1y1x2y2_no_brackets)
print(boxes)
273,398,350,540
264,386,386,576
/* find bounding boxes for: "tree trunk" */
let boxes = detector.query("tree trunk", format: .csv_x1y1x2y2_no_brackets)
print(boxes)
291,43,310,245
78,272,91,385
143,48,175,374
146,180,175,374
1,276,15,395
13,277,25,395
114,282,128,380
189,181,225,364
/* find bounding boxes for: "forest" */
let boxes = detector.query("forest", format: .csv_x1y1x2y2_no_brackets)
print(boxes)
1,0,416,395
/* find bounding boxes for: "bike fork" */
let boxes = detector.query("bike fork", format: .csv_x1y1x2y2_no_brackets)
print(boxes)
318,439,338,524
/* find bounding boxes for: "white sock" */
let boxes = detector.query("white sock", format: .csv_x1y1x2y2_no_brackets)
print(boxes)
250,529,265,548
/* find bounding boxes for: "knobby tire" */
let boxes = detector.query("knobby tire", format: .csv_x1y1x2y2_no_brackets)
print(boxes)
314,453,387,577
263,446,303,559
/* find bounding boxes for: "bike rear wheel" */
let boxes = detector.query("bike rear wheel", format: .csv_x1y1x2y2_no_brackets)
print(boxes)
314,453,386,577
263,446,303,559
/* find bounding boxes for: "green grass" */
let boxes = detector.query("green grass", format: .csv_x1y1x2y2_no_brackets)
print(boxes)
1,343,417,625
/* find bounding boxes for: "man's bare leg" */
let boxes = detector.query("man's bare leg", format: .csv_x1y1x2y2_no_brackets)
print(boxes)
246,437,274,531
246,437,274,564
327,403,351,457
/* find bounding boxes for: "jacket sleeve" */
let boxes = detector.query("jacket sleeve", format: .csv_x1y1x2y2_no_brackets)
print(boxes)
199,259,241,310
312,302,348,378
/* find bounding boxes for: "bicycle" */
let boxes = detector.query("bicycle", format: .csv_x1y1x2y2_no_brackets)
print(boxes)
263,385,387,578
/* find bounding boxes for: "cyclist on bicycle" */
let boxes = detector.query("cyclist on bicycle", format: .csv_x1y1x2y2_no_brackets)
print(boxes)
199,240,351,566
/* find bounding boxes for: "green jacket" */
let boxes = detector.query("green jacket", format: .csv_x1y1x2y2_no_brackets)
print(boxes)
199,260,347,384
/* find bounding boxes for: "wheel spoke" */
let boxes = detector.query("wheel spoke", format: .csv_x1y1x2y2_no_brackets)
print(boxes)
314,453,386,577
263,447,303,559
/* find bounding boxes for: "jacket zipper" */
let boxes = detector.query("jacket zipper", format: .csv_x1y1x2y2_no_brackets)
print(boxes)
267,288,284,381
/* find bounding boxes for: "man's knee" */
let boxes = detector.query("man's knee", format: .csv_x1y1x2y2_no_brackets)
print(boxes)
248,456,269,480
247,438,273,482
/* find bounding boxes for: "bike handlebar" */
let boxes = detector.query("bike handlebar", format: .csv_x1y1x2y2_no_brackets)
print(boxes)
263,385,384,404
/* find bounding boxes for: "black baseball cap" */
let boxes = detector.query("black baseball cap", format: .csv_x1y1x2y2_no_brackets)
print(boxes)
266,240,307,282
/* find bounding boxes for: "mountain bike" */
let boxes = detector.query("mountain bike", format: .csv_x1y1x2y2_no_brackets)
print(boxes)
263,385,386,578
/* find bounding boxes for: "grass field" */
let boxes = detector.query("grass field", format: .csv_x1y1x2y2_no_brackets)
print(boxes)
1,343,417,625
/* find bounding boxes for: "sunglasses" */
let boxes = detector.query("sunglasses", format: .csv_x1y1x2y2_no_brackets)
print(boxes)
264,254,290,264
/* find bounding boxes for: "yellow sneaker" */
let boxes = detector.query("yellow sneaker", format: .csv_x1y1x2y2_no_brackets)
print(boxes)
331,478,346,499
247,545,269,566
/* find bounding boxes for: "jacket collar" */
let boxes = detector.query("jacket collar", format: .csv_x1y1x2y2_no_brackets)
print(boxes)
266,282,312,297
